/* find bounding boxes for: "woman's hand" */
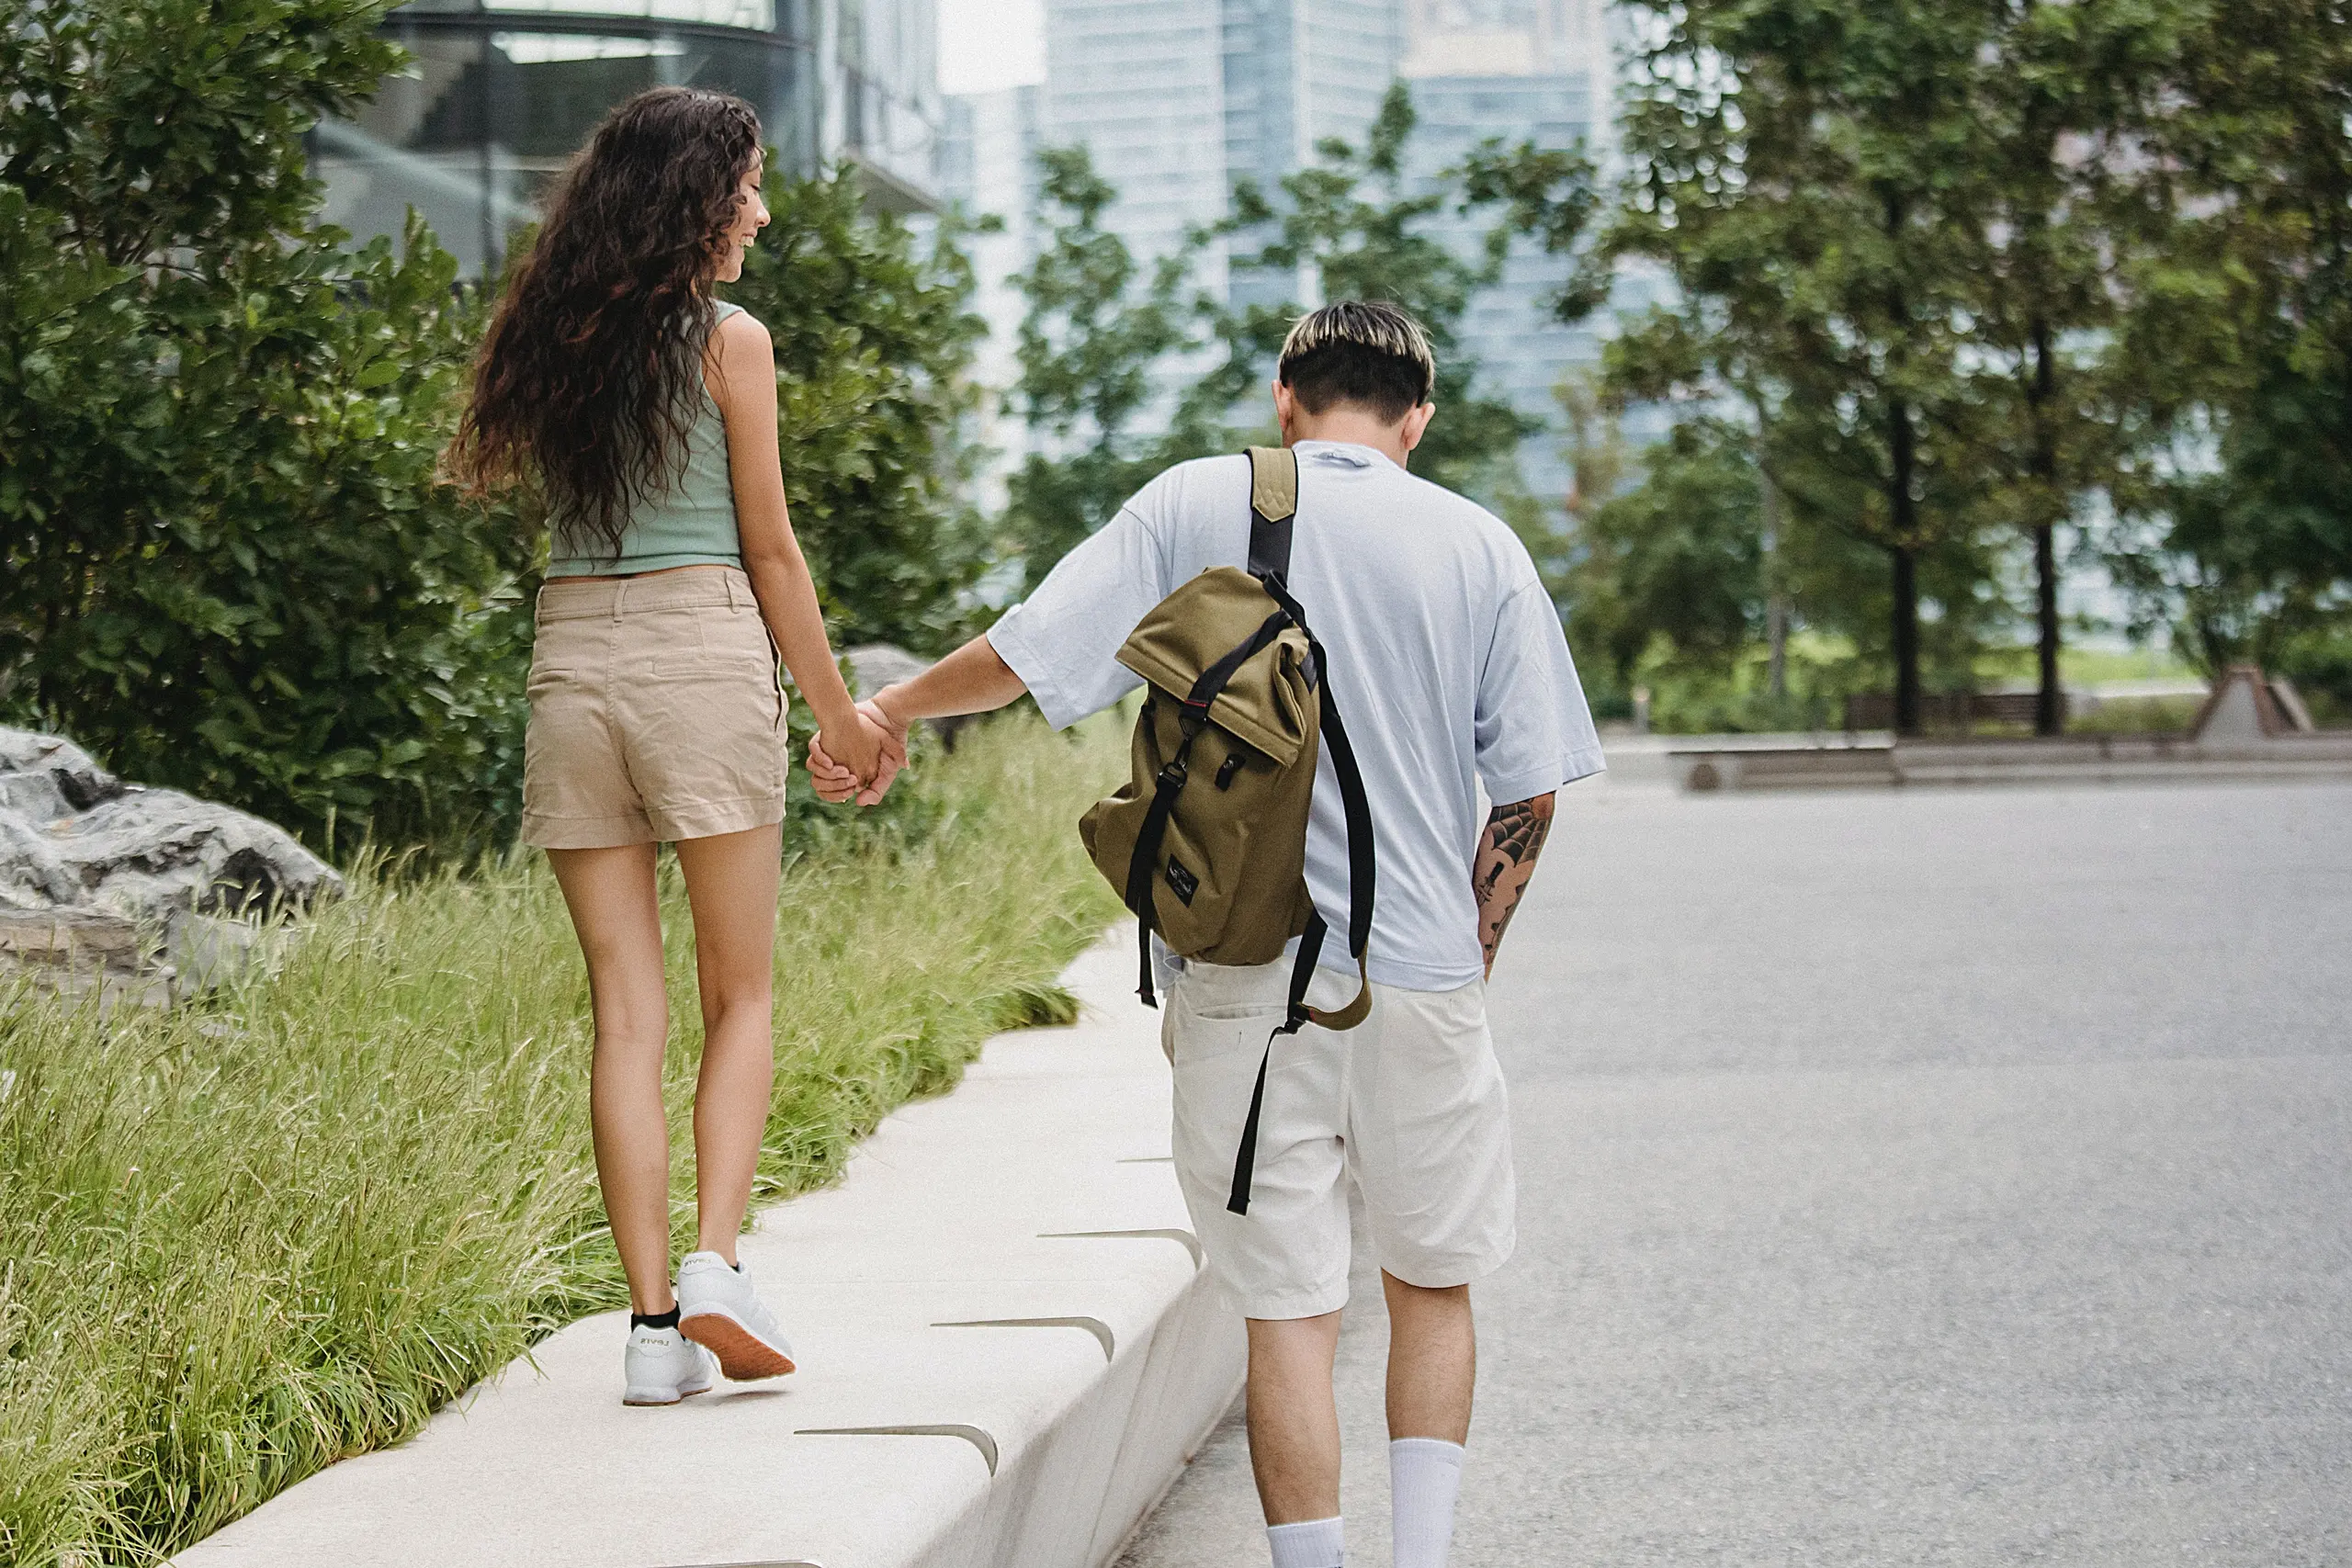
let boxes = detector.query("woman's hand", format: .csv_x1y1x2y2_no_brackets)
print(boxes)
809,698,909,806
817,708,886,794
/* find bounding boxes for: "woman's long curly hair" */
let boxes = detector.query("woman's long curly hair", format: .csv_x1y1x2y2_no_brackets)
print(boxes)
448,86,763,561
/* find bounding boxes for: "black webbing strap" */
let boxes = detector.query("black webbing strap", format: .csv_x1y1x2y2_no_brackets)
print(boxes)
1262,579,1377,1024
1130,609,1296,1010
1220,447,1380,1215
1227,911,1327,1214
1185,610,1292,717
1125,721,1196,1008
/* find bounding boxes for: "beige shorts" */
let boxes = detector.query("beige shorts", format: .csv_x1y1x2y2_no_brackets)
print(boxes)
1163,959,1516,1320
522,568,788,849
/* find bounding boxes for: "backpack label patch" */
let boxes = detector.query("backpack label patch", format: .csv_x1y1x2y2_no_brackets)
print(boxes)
1165,855,1200,906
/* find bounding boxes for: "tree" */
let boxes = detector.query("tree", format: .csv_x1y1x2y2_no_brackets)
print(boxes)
2103,0,2352,708
999,144,1201,592
999,85,1600,589
1948,0,2192,732
1564,415,1765,695
0,0,536,854
1198,82,1598,499
727,169,993,652
1600,0,2002,736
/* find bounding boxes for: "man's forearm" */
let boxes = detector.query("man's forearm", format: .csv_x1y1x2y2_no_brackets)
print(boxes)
1472,792,1555,976
872,631,1029,726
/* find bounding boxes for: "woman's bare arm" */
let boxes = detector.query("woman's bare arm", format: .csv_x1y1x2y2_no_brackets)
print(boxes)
708,310,887,784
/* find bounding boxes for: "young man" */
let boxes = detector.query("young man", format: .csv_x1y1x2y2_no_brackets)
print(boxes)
810,301,1602,1568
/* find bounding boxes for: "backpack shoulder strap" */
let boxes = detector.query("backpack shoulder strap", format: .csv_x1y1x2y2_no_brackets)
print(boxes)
1246,446,1298,584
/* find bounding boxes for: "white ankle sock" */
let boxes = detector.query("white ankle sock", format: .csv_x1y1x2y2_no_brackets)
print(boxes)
1390,1438,1464,1568
1266,1515,1345,1568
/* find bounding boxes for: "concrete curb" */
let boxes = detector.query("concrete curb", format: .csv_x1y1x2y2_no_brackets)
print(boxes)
173,927,1242,1568
1666,733,2352,791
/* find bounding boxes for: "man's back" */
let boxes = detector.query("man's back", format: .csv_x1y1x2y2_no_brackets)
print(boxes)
988,439,1602,991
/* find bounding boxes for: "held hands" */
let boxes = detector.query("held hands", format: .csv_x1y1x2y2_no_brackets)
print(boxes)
809,697,910,807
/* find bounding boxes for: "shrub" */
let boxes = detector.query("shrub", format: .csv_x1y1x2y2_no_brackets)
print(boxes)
0,1,533,856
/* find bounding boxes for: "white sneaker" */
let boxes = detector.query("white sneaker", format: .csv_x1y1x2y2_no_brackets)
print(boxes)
676,1250,797,1381
622,1323,717,1406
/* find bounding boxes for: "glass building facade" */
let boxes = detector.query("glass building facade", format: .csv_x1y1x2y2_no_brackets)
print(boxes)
319,0,940,277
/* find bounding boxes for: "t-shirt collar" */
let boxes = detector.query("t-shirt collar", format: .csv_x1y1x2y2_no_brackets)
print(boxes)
1289,439,1401,473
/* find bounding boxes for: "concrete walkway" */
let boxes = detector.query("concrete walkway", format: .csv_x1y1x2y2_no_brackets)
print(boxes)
176,931,1242,1568
1118,780,2352,1566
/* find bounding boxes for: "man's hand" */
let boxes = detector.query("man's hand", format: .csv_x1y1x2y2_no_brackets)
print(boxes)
808,697,909,806
1472,792,1555,977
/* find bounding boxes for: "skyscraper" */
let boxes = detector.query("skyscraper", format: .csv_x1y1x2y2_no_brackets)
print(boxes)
1042,0,1406,320
963,0,1612,493
939,85,1046,510
1400,0,1609,494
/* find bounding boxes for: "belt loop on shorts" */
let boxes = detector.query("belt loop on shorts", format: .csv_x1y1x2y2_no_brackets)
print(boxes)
610,578,628,624
725,572,747,612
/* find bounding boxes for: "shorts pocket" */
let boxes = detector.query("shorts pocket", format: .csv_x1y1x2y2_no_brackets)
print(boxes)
1172,972,1287,1036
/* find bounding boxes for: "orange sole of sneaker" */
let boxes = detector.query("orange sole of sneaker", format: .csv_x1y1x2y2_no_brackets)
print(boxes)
680,1313,796,1381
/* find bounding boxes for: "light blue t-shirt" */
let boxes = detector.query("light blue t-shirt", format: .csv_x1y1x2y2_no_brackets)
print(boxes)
987,441,1605,992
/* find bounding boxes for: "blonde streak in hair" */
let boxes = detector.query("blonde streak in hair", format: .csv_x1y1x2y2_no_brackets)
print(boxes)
1279,302,1437,392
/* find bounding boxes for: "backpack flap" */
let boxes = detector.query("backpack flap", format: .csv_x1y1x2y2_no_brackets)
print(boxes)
1114,568,1310,768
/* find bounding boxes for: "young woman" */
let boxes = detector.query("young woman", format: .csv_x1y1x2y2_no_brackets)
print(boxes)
450,86,891,1406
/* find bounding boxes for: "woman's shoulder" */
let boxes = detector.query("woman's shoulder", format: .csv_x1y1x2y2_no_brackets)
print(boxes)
710,301,770,354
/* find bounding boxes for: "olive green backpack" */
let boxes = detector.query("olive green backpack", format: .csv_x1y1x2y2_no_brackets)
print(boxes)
1080,446,1376,1213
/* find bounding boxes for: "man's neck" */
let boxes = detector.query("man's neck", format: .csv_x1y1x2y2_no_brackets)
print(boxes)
1283,413,1412,469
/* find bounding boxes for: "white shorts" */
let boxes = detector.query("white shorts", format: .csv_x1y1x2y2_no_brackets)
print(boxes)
1162,959,1517,1320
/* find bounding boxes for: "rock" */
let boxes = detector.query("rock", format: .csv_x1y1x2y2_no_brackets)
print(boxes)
0,727,343,998
0,729,121,818
0,906,145,971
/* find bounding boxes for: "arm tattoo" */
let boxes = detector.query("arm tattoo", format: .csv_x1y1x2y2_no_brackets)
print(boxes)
1473,794,1555,975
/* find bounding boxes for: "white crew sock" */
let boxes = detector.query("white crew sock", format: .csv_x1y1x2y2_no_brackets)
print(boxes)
1266,1515,1345,1568
1390,1438,1465,1568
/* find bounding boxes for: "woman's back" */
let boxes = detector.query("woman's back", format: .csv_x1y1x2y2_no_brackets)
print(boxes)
545,300,745,579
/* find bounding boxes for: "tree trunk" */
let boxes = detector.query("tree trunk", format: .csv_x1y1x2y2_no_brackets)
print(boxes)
1889,397,1923,736
2029,314,2064,735
1892,544,1921,736
1759,453,1789,700
2034,521,2062,734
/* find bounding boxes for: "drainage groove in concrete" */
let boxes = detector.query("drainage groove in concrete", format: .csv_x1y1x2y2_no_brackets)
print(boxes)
931,1315,1116,1361
793,1424,1001,1476
1039,1228,1203,1267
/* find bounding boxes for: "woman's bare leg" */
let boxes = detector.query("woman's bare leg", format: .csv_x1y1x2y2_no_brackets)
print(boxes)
671,825,781,1262
548,843,674,1315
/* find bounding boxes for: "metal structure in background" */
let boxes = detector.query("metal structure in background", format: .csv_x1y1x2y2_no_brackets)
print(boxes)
316,0,942,278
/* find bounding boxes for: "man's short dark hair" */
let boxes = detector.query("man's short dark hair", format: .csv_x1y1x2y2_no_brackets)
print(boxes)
1277,301,1437,423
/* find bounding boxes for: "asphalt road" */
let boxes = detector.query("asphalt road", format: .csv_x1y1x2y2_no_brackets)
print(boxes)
1115,779,2352,1567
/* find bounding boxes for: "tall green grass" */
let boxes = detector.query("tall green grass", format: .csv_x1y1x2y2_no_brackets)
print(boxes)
0,712,1125,1567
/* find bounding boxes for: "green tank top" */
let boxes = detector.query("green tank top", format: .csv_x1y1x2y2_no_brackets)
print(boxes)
545,300,747,578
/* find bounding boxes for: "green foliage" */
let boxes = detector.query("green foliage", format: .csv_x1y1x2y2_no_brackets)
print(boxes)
1485,0,2352,731
0,0,400,267
1001,86,1599,583
1556,418,1765,692
1201,82,1594,500
999,145,1200,591
0,712,1127,1567
726,170,994,653
2101,0,2352,705
0,0,1009,857
0,0,536,856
